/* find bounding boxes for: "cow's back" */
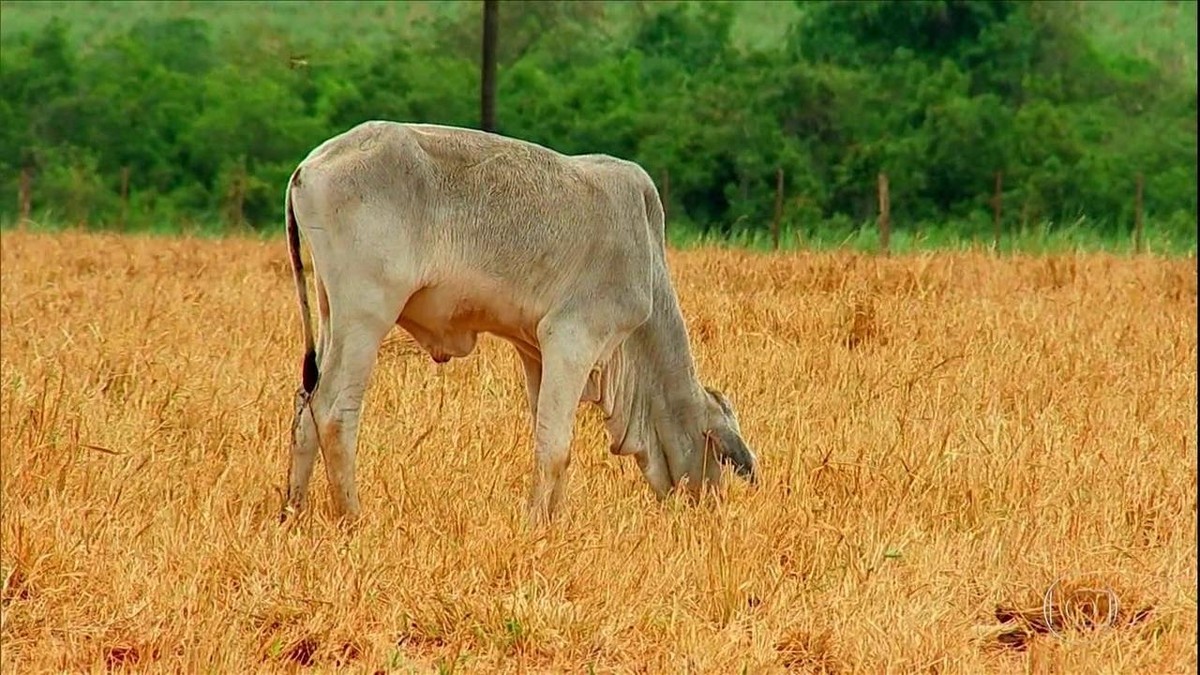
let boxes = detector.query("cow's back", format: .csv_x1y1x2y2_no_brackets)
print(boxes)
298,122,657,307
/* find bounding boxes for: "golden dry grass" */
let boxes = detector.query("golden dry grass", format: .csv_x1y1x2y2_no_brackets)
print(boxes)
1,230,1196,674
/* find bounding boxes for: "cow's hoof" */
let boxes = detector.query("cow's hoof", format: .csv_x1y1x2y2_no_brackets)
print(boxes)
278,504,300,525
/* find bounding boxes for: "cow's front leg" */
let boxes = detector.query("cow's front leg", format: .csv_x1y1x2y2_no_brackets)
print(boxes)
526,325,603,526
516,348,542,423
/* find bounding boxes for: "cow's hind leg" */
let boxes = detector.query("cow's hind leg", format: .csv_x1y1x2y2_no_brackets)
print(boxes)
311,317,392,519
283,272,333,520
285,386,319,519
315,272,331,367
288,280,411,521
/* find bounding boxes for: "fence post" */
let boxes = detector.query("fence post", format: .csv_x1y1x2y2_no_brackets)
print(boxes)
772,167,784,251
1134,173,1144,254
877,173,890,255
120,166,130,229
480,0,498,133
18,166,31,225
992,171,1003,250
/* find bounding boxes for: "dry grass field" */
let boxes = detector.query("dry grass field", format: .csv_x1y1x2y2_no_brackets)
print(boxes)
1,229,1196,673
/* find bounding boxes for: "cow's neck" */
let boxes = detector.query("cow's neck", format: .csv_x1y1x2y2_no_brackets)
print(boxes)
599,268,707,483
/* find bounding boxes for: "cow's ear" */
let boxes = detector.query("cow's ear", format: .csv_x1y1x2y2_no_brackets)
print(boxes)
705,427,758,485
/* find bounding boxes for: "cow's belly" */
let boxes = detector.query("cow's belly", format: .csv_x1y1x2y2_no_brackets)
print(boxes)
397,279,539,363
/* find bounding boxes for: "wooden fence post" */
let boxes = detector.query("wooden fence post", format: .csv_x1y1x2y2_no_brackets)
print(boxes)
119,166,130,229
992,171,1003,250
480,0,498,133
772,167,784,251
18,166,31,225
877,173,890,255
1134,173,1144,254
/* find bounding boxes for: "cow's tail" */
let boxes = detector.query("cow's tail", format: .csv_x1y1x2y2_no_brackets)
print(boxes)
286,168,319,395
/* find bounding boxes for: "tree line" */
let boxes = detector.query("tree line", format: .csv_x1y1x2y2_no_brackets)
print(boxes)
0,1,1195,245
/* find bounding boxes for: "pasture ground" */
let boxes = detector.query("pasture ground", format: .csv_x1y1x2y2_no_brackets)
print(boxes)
1,230,1196,673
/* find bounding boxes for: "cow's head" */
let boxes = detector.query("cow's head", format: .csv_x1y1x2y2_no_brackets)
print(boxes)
695,385,758,489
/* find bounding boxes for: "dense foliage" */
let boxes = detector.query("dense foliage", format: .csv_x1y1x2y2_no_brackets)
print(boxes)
1,1,1195,245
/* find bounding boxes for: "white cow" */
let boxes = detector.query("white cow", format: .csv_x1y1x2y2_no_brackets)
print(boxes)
282,121,757,525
